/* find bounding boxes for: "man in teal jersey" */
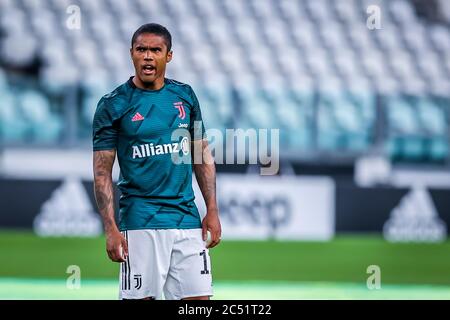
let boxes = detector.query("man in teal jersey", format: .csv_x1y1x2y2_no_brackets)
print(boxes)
93,23,221,300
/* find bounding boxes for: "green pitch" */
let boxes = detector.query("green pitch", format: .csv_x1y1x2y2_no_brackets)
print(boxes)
1,278,450,299
1,230,450,299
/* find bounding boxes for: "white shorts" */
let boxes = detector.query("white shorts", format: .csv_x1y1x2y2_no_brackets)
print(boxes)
118,228,213,300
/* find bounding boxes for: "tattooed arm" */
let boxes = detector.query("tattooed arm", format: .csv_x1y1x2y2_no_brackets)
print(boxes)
192,139,222,248
93,150,128,262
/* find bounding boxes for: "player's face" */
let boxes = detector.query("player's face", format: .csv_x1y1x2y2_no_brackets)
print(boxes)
130,33,172,87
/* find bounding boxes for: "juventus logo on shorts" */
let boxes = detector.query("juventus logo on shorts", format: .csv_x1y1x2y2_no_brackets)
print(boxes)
134,274,142,290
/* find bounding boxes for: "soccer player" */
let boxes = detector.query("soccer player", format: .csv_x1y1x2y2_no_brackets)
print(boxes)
92,23,221,300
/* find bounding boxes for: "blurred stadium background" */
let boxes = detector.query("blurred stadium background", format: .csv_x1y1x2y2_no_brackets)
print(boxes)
0,0,450,299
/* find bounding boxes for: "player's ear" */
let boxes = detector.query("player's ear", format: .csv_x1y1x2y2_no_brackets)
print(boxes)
166,50,173,63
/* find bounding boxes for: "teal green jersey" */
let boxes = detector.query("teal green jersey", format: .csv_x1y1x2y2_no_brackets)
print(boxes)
92,77,205,231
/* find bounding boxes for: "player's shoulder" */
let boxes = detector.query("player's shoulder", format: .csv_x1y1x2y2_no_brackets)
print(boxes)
96,79,133,114
100,80,130,104
165,78,195,94
165,78,198,105
165,78,191,89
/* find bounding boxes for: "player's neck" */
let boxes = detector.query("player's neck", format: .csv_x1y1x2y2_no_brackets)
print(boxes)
133,76,165,91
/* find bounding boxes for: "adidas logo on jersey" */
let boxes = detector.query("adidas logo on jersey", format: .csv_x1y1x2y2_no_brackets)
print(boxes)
132,112,144,122
132,137,190,159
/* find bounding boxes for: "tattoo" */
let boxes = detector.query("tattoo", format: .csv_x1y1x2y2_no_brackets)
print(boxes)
95,189,112,212
193,140,217,210
93,150,117,231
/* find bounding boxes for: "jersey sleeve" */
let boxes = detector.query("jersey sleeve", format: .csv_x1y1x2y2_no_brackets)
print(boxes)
92,97,119,151
189,87,206,141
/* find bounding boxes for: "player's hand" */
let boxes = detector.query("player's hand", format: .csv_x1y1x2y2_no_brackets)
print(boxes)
105,229,128,262
202,209,221,249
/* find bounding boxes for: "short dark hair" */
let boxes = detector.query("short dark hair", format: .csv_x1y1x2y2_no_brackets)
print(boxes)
131,23,172,52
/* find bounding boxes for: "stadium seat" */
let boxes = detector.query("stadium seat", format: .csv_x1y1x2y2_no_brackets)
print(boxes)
0,91,28,141
0,0,448,163
19,90,63,142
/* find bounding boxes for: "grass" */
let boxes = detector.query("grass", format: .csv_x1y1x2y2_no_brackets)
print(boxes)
212,237,450,285
1,278,450,299
0,230,449,286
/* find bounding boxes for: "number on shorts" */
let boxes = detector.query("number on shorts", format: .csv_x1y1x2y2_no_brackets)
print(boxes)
199,250,209,274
